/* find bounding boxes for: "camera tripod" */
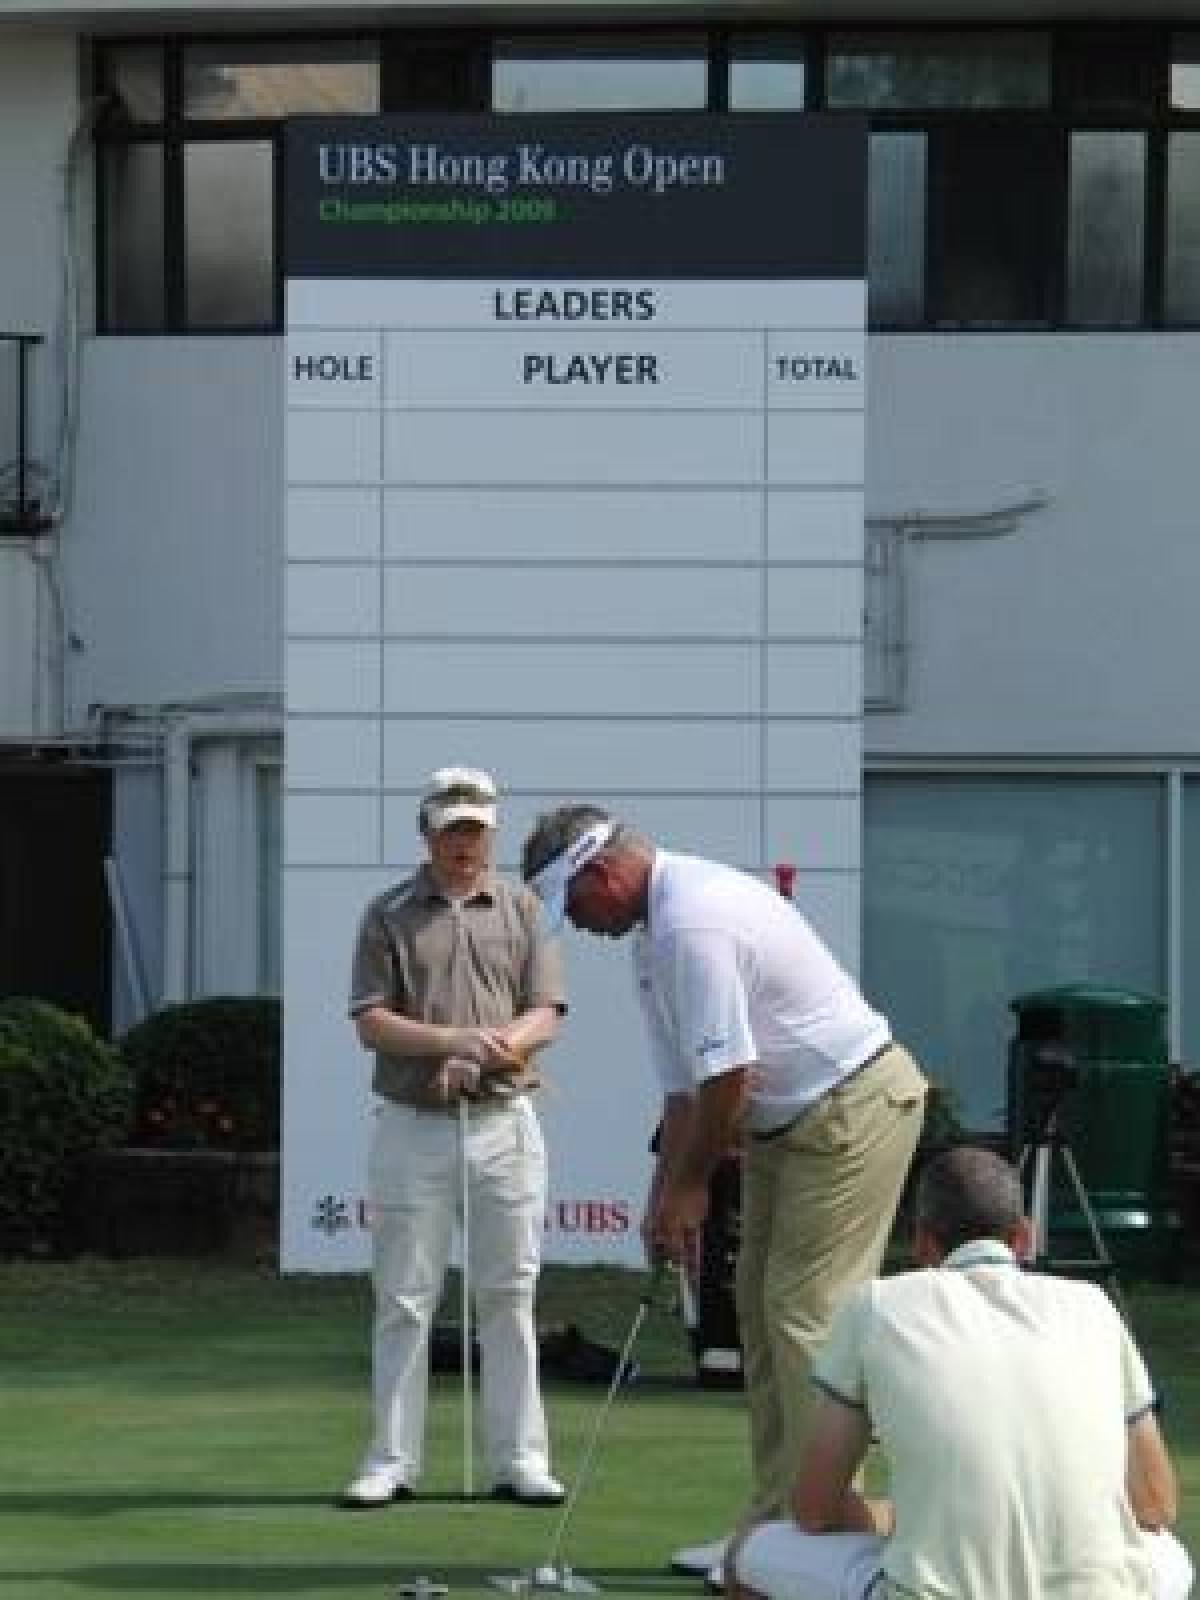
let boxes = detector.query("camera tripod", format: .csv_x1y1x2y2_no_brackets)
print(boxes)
1017,1098,1125,1313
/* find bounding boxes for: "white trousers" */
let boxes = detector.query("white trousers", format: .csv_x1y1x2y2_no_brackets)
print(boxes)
362,1096,549,1484
736,1520,1195,1600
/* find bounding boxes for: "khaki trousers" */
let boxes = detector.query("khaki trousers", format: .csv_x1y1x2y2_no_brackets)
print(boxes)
735,1044,927,1520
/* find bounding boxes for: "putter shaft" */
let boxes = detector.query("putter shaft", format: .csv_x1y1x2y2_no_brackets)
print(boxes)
542,1295,650,1574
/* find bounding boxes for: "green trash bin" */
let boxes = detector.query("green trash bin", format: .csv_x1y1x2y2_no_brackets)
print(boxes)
1008,984,1178,1275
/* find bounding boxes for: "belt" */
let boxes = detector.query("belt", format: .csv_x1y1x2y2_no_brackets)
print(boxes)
750,1042,894,1143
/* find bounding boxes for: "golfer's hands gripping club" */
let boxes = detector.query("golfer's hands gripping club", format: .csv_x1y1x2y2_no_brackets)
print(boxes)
643,1176,709,1275
451,1026,526,1073
439,1058,483,1100
439,1029,541,1103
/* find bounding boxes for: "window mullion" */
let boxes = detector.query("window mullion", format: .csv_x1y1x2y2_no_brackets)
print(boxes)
164,39,186,333
1146,124,1168,327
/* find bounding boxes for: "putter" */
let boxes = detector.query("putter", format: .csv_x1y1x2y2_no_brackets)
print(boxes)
397,1578,449,1600
459,1093,473,1499
489,1264,667,1595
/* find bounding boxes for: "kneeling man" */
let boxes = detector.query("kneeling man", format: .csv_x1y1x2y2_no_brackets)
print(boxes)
732,1146,1194,1600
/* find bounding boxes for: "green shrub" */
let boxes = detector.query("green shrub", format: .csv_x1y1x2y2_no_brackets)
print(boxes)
0,998,134,1256
121,995,281,1151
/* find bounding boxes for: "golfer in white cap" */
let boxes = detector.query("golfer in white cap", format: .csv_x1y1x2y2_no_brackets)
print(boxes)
343,767,567,1509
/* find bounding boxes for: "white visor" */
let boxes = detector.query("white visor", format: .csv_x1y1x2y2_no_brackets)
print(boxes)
529,821,616,932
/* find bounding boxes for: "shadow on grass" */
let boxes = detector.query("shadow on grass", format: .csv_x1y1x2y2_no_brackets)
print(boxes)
0,1489,547,1515
0,1562,687,1594
0,1490,338,1515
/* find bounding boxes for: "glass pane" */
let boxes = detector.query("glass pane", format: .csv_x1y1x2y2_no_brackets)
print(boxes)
1166,132,1200,323
1170,31,1200,108
493,35,707,111
257,766,281,994
101,143,165,331
184,141,274,328
863,776,1164,1129
827,29,1050,109
183,39,380,118
932,127,1054,326
868,133,925,326
1067,132,1145,327
100,43,164,122
729,34,806,110
1184,778,1200,1062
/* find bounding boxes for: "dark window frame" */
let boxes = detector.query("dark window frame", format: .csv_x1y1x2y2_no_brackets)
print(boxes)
94,23,1200,336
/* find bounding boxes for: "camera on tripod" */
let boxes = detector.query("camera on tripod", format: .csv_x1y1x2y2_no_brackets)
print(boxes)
1025,1043,1079,1129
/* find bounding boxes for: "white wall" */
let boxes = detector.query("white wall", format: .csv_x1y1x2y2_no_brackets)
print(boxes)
62,333,1200,760
0,31,80,350
65,338,284,719
0,30,81,739
866,334,1200,757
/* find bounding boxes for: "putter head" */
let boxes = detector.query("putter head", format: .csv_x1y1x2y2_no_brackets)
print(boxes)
488,1569,598,1595
397,1579,449,1599
541,1565,598,1594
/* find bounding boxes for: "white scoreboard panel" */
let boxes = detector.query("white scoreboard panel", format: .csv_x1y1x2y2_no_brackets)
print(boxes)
283,116,867,1270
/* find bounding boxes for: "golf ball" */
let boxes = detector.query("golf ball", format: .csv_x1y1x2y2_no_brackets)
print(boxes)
533,1566,559,1585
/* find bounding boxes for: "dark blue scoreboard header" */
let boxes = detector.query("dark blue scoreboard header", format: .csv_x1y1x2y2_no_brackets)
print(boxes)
284,114,866,280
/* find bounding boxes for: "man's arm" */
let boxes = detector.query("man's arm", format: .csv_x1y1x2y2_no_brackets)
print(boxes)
1126,1410,1178,1530
790,1391,886,1536
646,1070,748,1266
493,1004,561,1061
353,1006,503,1066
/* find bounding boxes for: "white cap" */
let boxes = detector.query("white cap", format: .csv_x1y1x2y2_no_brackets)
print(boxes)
528,821,616,932
420,766,498,832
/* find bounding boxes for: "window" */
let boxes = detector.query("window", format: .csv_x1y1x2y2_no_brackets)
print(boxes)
181,38,380,118
864,776,1165,1128
96,38,380,333
1171,31,1200,110
183,142,274,327
493,34,707,111
1067,133,1146,326
100,143,165,330
728,33,806,111
1166,133,1200,323
867,133,926,326
826,30,1049,110
95,26,1200,334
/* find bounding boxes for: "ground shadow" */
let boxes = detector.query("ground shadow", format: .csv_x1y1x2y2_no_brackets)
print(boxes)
0,1561,690,1595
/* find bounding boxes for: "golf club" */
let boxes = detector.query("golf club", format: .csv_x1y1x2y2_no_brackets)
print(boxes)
458,1092,473,1499
489,1262,667,1594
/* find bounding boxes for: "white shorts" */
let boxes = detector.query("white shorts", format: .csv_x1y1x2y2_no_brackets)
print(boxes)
735,1521,1195,1600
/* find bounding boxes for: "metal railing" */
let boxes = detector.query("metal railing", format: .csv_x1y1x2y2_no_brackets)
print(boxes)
0,332,52,535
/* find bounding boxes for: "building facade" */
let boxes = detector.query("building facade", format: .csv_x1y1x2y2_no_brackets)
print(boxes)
1,5,1198,1182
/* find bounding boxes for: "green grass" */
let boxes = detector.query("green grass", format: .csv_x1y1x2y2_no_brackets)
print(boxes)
0,1262,1194,1600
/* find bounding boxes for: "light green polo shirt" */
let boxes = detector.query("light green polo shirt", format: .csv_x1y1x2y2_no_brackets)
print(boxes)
348,865,566,1107
814,1241,1157,1600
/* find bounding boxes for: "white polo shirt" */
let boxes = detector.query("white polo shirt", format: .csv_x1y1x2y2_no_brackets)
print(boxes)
632,851,891,1133
815,1242,1158,1600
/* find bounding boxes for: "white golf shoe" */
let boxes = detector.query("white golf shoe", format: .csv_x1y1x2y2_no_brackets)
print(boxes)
340,1462,415,1508
669,1536,731,1577
491,1464,567,1505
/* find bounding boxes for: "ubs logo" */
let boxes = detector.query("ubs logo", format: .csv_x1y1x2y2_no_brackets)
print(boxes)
548,1200,631,1234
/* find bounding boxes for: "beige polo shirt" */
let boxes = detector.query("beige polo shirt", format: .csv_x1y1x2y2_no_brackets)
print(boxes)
815,1241,1157,1600
348,865,566,1107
